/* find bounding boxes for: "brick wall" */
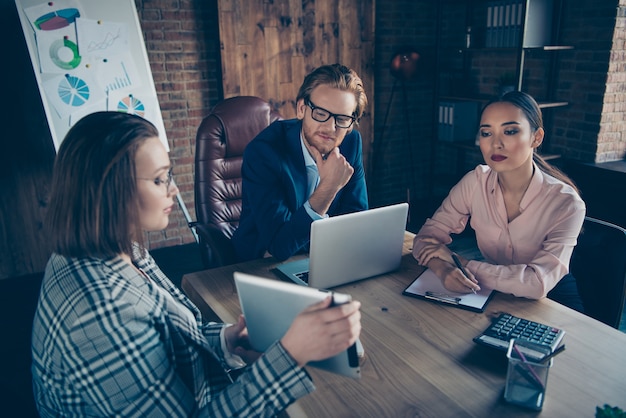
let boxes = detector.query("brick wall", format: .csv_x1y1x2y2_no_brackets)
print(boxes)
137,0,625,250
597,0,626,162
554,0,620,162
135,0,221,249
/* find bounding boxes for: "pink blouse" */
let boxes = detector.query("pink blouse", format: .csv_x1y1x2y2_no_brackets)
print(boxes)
413,164,585,299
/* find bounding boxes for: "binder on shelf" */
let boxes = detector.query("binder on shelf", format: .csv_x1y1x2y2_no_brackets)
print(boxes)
496,1,505,47
438,102,446,141
511,1,523,47
493,1,501,47
485,0,555,49
486,2,494,47
437,100,480,142
503,2,512,47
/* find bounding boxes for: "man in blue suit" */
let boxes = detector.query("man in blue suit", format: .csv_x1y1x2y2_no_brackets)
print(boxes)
232,64,369,262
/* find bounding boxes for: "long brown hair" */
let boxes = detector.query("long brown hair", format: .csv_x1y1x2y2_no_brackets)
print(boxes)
46,112,160,258
483,91,579,194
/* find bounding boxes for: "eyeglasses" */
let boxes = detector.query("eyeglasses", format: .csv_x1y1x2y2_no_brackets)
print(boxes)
137,168,174,193
305,99,356,129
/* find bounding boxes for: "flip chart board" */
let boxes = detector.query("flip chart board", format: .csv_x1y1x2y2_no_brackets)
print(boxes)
15,0,168,151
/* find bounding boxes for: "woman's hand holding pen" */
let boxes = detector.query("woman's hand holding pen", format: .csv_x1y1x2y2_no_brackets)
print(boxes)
414,238,480,294
428,258,481,294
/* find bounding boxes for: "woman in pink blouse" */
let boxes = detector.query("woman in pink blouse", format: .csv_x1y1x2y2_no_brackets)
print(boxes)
413,91,585,310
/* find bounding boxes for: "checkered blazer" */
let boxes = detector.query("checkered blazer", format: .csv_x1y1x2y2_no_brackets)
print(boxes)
31,245,314,417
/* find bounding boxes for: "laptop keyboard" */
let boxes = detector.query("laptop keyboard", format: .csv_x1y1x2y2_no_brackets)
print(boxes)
295,271,309,283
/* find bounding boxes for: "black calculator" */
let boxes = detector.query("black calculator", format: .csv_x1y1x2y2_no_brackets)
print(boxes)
473,313,565,361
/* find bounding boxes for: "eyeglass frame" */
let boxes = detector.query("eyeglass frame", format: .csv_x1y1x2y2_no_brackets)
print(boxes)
305,98,357,129
137,167,175,193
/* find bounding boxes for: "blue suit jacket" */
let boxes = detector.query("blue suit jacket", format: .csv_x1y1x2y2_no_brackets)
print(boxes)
232,119,369,261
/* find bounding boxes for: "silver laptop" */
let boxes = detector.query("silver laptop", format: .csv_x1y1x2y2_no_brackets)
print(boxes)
234,272,361,378
274,203,409,289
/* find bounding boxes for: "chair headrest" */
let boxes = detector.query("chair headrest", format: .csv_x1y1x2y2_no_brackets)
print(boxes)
203,96,282,156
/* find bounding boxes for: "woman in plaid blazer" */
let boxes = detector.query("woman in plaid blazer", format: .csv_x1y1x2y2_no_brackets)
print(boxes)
31,112,361,417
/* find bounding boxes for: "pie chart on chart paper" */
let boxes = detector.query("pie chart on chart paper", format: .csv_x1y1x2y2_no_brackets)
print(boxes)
34,8,80,31
50,38,81,70
58,75,90,107
117,95,145,117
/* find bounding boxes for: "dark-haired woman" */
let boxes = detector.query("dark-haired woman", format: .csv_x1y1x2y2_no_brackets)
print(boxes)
413,91,585,310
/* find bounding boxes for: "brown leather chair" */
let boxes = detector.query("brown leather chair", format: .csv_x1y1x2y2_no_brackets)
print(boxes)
194,96,282,268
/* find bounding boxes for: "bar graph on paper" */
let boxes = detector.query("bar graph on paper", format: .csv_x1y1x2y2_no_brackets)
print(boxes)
106,62,132,92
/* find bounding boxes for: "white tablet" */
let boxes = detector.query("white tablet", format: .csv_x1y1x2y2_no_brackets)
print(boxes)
234,272,361,378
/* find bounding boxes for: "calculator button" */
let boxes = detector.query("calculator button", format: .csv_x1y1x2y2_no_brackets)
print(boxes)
474,313,565,355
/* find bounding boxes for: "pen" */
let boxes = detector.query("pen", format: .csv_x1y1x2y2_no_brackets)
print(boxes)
512,343,545,391
451,253,476,294
424,291,461,304
514,364,546,391
539,344,566,363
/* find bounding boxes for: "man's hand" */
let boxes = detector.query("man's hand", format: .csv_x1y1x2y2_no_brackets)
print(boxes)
308,147,354,215
315,147,354,191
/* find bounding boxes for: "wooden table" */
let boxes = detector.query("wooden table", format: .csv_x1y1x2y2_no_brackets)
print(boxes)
182,233,626,417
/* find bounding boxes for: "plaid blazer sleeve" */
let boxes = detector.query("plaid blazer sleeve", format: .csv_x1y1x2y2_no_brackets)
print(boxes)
60,290,314,417
133,246,318,416
33,250,315,417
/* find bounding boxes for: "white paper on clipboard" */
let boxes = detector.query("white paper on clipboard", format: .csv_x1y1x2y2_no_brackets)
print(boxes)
403,268,494,312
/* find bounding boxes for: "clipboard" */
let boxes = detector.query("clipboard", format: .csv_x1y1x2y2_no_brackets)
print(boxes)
402,268,494,313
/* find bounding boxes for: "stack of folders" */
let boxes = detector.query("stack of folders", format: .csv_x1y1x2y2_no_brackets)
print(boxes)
485,0,524,48
438,100,480,142
485,0,553,48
